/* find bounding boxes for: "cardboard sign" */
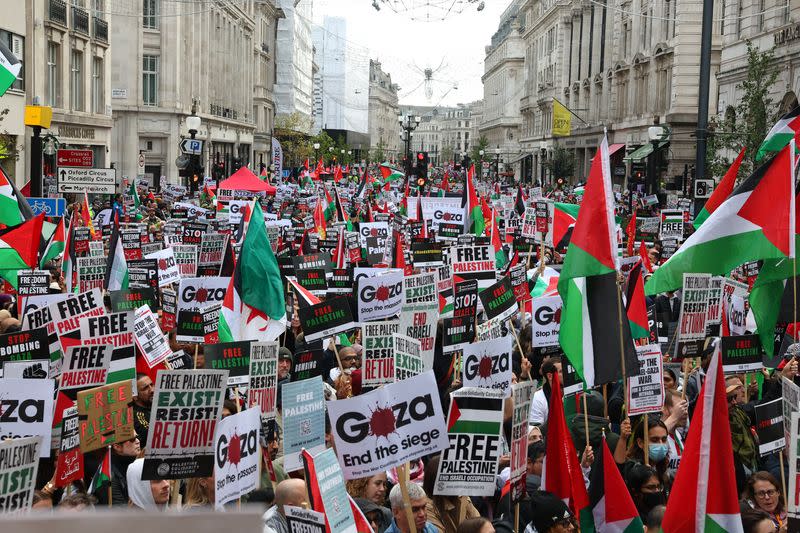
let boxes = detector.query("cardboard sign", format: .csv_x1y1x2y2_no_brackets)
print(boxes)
476,316,505,341
18,270,50,317
406,196,464,232
479,276,517,322
442,316,473,353
60,344,112,394
127,258,159,291
454,279,478,318
531,296,562,348
358,222,389,249
77,380,135,453
248,342,278,420
202,304,220,344
362,321,400,387
509,264,530,304
356,270,404,322
79,311,136,389
145,248,181,287
297,269,328,297
54,406,83,488
434,387,504,496
326,370,448,479
329,268,352,295
298,296,357,343
626,344,665,416
0,379,54,457
121,228,144,260
182,222,208,245
705,276,725,328
461,336,513,397
675,273,711,359
520,207,537,238
398,302,439,372
311,448,357,533
213,407,261,508
0,436,42,513
205,341,251,386
133,305,171,368
281,376,326,472
173,245,198,277
755,398,785,456
659,209,684,242
720,335,763,372
393,333,423,382
178,277,228,313
161,289,177,331
109,287,158,313
402,272,439,312
52,289,106,356
451,245,496,290
142,370,227,479
0,328,50,379
510,380,535,503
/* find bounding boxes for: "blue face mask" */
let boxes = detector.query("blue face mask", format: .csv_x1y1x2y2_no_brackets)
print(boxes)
648,443,669,462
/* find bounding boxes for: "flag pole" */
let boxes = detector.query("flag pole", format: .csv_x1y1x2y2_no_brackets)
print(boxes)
397,463,418,533
582,391,590,449
643,414,650,466
780,451,787,505
508,320,525,360
616,276,628,414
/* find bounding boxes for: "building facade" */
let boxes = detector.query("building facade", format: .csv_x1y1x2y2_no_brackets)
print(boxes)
110,0,282,187
275,0,314,128
253,0,284,173
368,59,400,161
1,1,28,183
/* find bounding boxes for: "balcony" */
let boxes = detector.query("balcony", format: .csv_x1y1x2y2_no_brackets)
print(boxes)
48,0,67,25
94,17,108,43
72,6,89,35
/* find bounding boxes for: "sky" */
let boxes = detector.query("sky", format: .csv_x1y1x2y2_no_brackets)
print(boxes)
312,0,511,108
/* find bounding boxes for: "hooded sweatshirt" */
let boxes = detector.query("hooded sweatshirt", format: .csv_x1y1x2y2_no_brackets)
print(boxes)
126,458,159,510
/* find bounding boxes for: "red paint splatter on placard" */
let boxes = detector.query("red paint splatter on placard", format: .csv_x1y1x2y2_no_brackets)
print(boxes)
478,355,493,379
158,258,168,271
369,405,396,439
228,432,242,466
554,307,562,324
195,287,208,303
376,286,390,301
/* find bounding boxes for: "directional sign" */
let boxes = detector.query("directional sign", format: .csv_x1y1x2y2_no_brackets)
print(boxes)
28,197,67,217
57,149,93,168
180,138,204,155
58,168,117,194
694,179,714,199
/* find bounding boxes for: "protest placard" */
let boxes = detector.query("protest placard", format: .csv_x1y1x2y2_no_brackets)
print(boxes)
145,248,181,287
297,269,329,297
182,222,207,245
0,379,53,457
121,227,143,260
59,344,112,395
133,305,171,368
0,328,50,379
358,222,389,250
434,387,504,496
721,335,763,372
788,412,800,521
476,316,505,341
198,233,228,276
393,333,423,382
17,270,49,317
326,370,448,479
361,321,400,387
202,304,220,344
398,301,438,372
173,244,198,277
411,241,443,267
0,436,41,513
54,406,83,487
462,336,513,397
285,506,326,533
783,377,800,443
530,296,562,348
755,398,785,456
478,276,517,322
52,288,105,354
453,278,478,319
442,316,473,353
178,277,229,313
520,207,537,238
510,264,530,304
161,288,177,331
205,341,251,387
291,344,324,381
403,272,439,312
451,245,496,290
76,380,134,452
80,311,136,389
143,370,227,479
213,407,261,508
298,296,357,343
659,209,684,242
626,344,664,416
127,258,159,291
705,276,725,330
406,196,464,232
329,268,352,295
675,273,711,359
281,376,326,472
109,288,158,313
77,256,106,293
310,448,357,533
510,381,535,503
355,269,404,321
247,342,278,420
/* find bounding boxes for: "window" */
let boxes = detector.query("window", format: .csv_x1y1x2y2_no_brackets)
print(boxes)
70,50,83,111
757,0,765,30
92,56,103,113
93,0,104,17
736,0,744,37
143,0,158,29
142,54,158,106
46,42,60,106
0,30,24,91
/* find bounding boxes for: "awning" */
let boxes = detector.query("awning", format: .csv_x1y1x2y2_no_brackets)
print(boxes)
608,143,625,156
624,140,669,163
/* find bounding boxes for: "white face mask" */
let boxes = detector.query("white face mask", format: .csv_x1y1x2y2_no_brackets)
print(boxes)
343,367,354,375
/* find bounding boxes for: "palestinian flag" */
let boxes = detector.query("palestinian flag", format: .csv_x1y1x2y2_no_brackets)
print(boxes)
289,278,321,307
0,40,21,97
463,165,485,236
61,215,77,292
313,198,327,239
0,213,44,276
219,202,287,342
334,186,353,231
530,267,560,298
589,435,644,533
129,182,141,212
379,162,404,187
88,447,112,494
489,208,508,270
558,136,637,387
0,165,33,227
662,347,744,532
446,393,503,435
695,148,745,230
542,372,592,528
625,261,650,340
40,215,66,267
81,192,97,239
639,240,653,272
514,185,527,216
553,202,580,251
104,222,129,291
756,106,800,161
646,141,795,295
323,184,336,222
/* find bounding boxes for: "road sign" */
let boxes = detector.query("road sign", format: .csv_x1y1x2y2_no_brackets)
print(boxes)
180,138,204,155
57,149,93,168
58,167,117,194
694,179,714,199
138,153,146,173
28,197,67,217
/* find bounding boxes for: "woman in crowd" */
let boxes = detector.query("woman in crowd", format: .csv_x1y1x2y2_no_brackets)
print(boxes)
616,417,672,491
185,475,215,508
346,472,392,531
625,464,666,522
743,471,787,530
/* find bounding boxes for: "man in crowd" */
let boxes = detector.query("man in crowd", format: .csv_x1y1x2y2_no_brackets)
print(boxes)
95,435,141,506
133,373,154,445
264,479,310,533
385,483,439,533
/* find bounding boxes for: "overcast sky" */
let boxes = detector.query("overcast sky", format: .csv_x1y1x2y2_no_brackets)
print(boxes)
312,0,511,108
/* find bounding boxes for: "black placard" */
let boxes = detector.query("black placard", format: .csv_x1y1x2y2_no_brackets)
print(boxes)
478,276,517,322
204,341,251,385
0,327,50,376
127,259,159,292
109,288,158,313
296,268,328,296
297,296,356,343
720,334,763,372
453,279,478,318
182,222,207,245
411,240,443,267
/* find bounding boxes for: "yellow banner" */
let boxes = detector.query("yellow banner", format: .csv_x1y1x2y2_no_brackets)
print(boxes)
552,99,571,137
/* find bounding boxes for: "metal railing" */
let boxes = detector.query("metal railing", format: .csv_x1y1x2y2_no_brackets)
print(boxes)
94,17,108,43
48,0,67,24
72,6,89,35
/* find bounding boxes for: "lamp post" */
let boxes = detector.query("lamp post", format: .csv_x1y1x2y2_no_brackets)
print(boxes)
495,147,501,182
399,114,421,176
539,141,547,186
24,97,53,198
646,126,664,196
186,103,202,191
479,149,485,177
329,146,334,166
313,142,320,166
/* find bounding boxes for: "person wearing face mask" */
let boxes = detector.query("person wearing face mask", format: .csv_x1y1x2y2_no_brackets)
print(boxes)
126,458,171,510
625,464,666,522
661,390,688,481
615,417,671,492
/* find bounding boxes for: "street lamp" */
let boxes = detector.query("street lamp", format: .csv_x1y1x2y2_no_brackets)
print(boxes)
399,114,421,175
539,141,548,186
186,103,202,191
313,142,320,164
647,125,664,196
479,149,485,177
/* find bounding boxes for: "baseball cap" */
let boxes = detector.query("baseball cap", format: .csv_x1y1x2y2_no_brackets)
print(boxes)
530,491,573,533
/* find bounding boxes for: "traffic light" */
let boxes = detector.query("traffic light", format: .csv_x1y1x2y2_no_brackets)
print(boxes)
416,175,428,189
416,152,429,179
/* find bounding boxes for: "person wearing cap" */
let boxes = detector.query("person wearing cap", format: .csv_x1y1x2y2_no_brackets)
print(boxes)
528,491,575,532
726,375,759,491
355,497,390,533
275,347,293,411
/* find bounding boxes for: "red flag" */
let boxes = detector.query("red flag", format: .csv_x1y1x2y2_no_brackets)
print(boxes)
480,196,492,237
81,192,97,239
0,213,44,267
626,209,637,257
625,261,650,339
639,240,653,272
333,227,347,268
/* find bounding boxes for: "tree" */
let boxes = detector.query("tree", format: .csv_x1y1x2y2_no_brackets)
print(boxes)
470,135,489,166
544,146,575,182
274,112,314,168
309,130,335,164
370,140,387,163
706,41,781,181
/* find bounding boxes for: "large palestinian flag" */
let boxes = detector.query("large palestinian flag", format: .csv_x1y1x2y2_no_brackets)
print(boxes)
694,148,744,229
558,136,637,387
463,165,485,236
590,435,644,533
219,202,287,342
0,40,21,97
646,141,795,295
756,106,800,161
553,202,580,250
661,347,743,532
0,165,33,227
